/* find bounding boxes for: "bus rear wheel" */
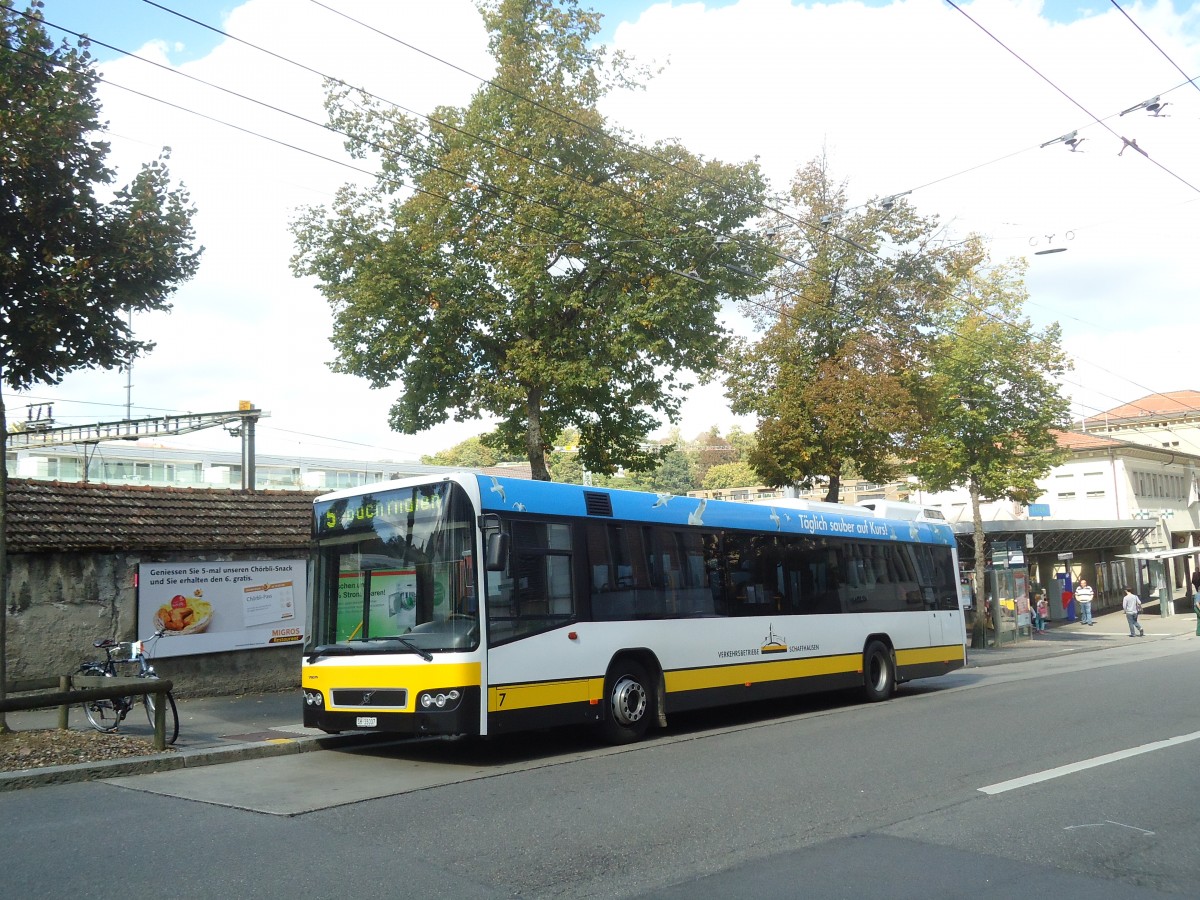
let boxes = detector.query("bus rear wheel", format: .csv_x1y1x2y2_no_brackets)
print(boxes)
862,641,896,702
599,659,654,744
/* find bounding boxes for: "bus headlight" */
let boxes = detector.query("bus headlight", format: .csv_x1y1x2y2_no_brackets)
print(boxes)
303,689,324,707
418,689,461,710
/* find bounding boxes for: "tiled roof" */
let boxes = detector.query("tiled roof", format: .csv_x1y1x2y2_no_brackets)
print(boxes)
1054,429,1200,461
1055,430,1125,450
5,480,319,554
1085,390,1200,423
480,462,534,479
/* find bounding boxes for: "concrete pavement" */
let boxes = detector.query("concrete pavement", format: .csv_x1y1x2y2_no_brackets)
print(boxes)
966,604,1198,667
4,605,1197,791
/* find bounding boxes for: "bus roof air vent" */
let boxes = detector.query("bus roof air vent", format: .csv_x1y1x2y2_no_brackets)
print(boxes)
583,491,614,517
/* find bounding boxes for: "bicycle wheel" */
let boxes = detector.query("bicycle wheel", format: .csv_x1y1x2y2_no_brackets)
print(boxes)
142,687,180,745
76,666,122,733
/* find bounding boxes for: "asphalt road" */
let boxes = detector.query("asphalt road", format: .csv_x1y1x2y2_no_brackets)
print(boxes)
3,632,1199,899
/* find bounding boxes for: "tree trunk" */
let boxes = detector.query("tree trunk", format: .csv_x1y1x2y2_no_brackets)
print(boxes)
970,477,988,650
823,469,841,503
524,389,551,482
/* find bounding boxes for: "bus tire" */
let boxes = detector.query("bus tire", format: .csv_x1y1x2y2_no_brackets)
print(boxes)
862,641,896,702
599,659,654,744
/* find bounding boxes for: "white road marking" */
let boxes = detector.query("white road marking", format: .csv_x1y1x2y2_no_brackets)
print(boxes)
979,729,1200,795
1063,821,1154,835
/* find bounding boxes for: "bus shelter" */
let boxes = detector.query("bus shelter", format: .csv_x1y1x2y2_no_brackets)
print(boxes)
1115,547,1200,617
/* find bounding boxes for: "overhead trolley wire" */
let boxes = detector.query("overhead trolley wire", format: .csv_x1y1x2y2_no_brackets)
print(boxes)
1110,0,1200,97
71,5,1196,436
22,1,1193,439
301,0,1200,430
944,0,1200,197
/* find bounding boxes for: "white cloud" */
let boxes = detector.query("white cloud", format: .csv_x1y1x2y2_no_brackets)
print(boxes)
15,0,1200,461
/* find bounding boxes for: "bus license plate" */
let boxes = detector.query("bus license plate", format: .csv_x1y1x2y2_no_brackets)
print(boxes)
356,716,378,728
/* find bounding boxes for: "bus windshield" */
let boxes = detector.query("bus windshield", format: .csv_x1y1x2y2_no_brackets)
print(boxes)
309,480,479,654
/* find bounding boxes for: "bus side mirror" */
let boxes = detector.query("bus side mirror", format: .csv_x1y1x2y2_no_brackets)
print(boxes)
485,531,509,571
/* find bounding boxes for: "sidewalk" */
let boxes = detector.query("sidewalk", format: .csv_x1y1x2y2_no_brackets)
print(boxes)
967,606,1198,667
1,687,385,792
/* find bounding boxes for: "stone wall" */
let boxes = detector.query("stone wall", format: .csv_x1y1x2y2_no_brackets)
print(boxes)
7,548,302,697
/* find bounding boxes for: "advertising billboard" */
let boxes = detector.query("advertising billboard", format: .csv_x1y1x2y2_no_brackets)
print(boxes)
137,560,308,658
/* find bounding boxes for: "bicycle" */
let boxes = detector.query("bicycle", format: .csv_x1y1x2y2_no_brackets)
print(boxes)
75,626,179,745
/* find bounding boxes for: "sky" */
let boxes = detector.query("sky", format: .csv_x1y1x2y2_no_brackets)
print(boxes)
12,0,1200,464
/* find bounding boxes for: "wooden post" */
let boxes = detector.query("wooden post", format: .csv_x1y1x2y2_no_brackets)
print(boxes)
152,684,166,751
57,675,71,730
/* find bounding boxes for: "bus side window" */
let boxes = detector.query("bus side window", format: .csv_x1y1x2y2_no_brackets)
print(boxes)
780,536,841,614
724,533,781,615
648,528,719,617
586,523,653,620
488,520,574,645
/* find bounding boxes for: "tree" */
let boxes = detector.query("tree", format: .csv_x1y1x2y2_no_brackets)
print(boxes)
693,426,737,486
422,435,512,468
702,461,759,490
291,0,772,481
910,258,1070,648
725,155,982,501
724,425,756,463
0,3,202,728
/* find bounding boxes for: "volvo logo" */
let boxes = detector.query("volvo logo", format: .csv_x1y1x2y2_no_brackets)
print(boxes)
361,690,375,705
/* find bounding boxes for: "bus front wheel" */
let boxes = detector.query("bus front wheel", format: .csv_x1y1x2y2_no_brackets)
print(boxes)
862,641,896,702
599,659,654,744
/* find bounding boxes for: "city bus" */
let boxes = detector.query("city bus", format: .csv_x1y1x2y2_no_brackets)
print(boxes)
302,473,966,743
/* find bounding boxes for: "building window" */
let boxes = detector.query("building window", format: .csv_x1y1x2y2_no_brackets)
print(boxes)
1057,492,1076,500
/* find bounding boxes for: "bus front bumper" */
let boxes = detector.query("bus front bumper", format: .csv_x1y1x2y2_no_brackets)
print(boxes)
302,687,480,736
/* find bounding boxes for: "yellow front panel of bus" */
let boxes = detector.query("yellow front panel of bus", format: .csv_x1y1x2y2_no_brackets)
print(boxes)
665,653,862,693
304,662,481,710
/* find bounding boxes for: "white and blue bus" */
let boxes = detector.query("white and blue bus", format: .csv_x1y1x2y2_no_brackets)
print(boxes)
302,473,966,743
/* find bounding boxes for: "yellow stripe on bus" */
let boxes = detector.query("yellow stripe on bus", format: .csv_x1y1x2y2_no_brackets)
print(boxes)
895,644,966,666
665,654,862,692
489,678,603,712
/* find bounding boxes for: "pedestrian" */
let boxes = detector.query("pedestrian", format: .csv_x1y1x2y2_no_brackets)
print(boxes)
1192,570,1200,637
1122,586,1145,637
1075,579,1095,625
1033,592,1048,633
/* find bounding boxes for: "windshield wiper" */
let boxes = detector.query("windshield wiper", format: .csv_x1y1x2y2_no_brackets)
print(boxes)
306,637,433,663
391,636,434,662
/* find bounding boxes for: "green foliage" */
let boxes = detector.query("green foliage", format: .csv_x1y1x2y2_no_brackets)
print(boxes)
642,448,697,496
724,426,756,462
909,256,1071,647
725,155,982,500
420,434,522,468
0,5,201,390
692,426,736,486
291,0,772,480
702,461,759,490
911,260,1071,500
548,448,585,484
0,2,201,720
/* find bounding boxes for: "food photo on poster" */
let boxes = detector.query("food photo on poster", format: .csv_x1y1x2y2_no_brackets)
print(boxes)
137,560,308,657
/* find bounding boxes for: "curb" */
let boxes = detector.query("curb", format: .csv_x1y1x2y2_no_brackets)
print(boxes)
0,730,393,793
